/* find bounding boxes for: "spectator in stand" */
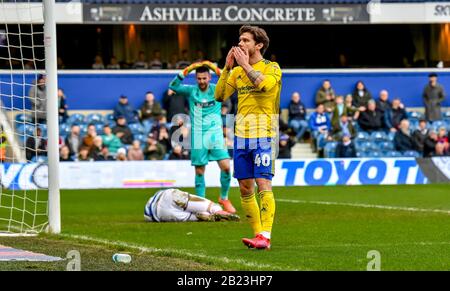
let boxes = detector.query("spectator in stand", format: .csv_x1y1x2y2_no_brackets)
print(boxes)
158,125,171,153
106,56,121,69
277,133,296,159
344,94,359,120
89,136,104,160
168,144,190,160
77,146,92,162
113,95,139,124
193,49,206,63
331,95,347,128
394,119,416,153
412,119,429,154
96,146,115,161
149,115,168,140
288,92,308,142
60,145,73,162
309,104,332,153
112,116,134,145
352,80,372,108
437,127,449,144
423,130,438,157
385,98,407,132
58,88,68,123
332,114,356,140
127,140,144,161
376,90,391,115
423,73,446,122
437,127,449,153
315,79,335,112
176,49,191,69
140,91,163,126
162,88,189,122
92,54,105,69
335,133,356,158
65,124,82,157
144,133,166,160
431,142,450,156
28,74,47,124
102,124,122,155
167,53,179,69
358,100,384,133
57,57,65,69
116,148,128,161
149,50,164,69
82,123,97,152
133,51,148,69
25,127,47,161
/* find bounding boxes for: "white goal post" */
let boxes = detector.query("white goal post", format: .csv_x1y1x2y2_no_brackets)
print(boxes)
0,0,60,235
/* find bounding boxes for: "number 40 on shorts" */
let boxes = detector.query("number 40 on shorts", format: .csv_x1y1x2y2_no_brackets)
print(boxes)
254,153,271,167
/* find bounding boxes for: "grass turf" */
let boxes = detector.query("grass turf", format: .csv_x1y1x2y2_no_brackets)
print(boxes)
1,184,450,270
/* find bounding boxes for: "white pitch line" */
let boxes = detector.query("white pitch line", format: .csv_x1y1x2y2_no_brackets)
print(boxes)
59,233,296,271
277,199,450,215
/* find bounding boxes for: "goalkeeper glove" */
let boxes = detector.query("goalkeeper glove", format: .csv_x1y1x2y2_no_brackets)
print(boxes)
181,62,204,78
201,61,221,76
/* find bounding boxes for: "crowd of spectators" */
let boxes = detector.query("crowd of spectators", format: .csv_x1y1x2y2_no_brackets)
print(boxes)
23,72,449,162
283,73,449,158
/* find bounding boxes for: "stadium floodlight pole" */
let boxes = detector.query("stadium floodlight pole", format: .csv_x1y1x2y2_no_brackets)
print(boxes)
44,0,61,234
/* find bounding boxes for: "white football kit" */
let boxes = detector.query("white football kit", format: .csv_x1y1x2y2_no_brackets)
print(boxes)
144,188,222,222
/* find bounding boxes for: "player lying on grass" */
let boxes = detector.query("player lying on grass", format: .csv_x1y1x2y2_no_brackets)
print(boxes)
144,188,240,222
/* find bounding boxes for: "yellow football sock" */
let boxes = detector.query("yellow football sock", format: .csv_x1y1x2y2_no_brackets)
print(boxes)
259,190,276,237
241,193,262,235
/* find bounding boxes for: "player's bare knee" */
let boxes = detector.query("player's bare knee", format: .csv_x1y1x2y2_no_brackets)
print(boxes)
256,179,272,192
239,185,254,197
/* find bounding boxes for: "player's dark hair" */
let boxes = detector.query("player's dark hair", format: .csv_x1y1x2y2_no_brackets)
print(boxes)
195,66,210,74
239,25,270,56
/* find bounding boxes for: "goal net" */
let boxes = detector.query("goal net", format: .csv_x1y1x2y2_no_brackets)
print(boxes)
0,0,60,235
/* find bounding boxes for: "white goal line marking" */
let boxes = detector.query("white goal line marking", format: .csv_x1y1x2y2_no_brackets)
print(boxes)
59,234,297,271
277,199,450,215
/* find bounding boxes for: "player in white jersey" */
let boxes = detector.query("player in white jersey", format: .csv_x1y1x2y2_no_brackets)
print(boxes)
144,188,240,222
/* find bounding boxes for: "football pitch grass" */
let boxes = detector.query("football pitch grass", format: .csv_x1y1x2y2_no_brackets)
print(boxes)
1,184,450,271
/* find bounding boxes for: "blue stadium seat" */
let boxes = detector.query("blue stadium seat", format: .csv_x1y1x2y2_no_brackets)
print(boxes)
387,132,396,142
356,131,370,141
15,113,33,123
356,151,370,158
355,141,373,152
107,120,117,128
383,150,402,157
105,113,115,121
133,134,147,144
31,155,48,163
95,123,104,134
370,131,387,142
86,113,105,125
444,111,450,118
129,123,145,135
403,150,421,158
79,123,88,136
432,120,446,130
378,141,394,151
407,111,423,120
367,151,382,158
67,113,85,125
324,141,338,158
59,123,71,136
